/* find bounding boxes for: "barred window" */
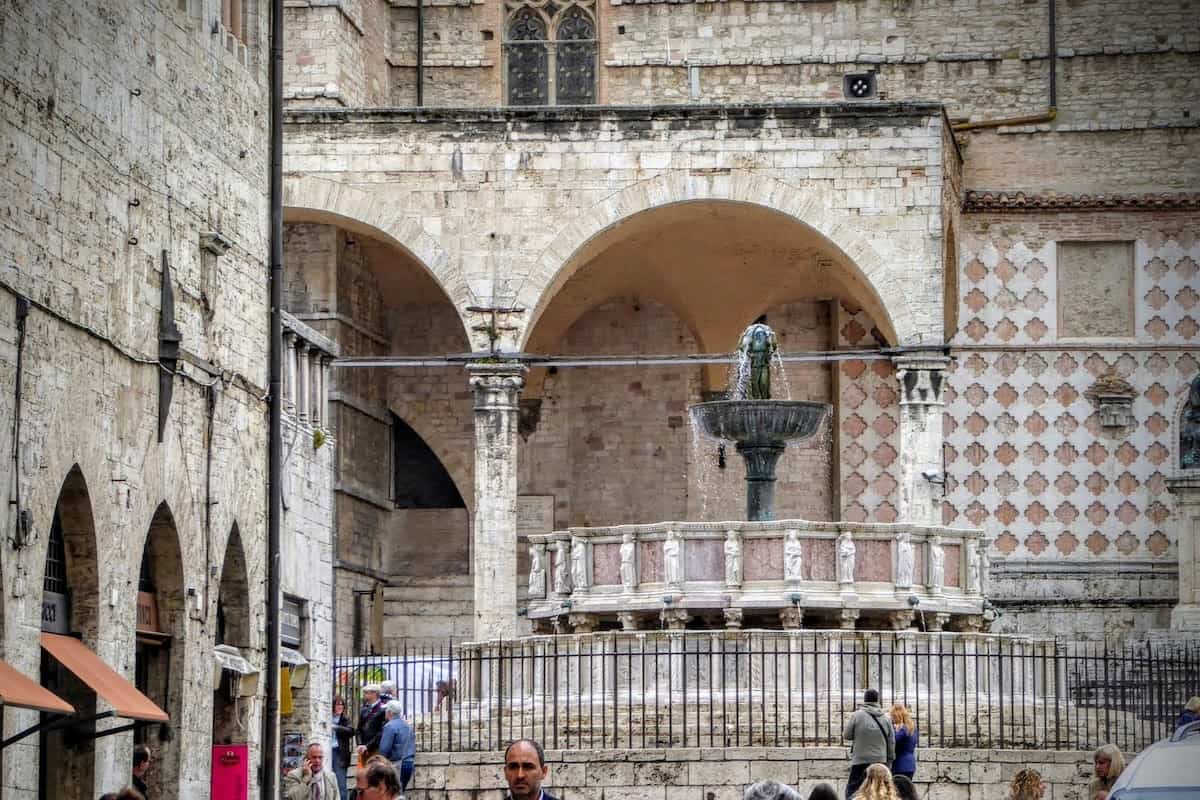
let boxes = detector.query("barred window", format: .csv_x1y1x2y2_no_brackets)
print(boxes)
43,509,67,594
505,1,597,106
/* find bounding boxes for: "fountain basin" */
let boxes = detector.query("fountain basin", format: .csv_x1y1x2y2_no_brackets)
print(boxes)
689,400,828,444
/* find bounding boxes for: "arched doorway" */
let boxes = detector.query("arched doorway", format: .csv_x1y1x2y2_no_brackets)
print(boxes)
212,524,254,745
39,466,100,800
521,201,894,528
134,503,186,798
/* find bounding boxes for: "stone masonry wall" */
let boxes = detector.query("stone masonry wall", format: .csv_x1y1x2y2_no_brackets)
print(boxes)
407,747,1098,800
0,0,278,797
948,210,1199,639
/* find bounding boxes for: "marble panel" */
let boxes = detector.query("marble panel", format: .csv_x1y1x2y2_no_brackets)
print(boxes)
639,540,664,583
913,546,926,588
744,538,783,581
943,543,962,587
806,538,836,581
854,539,892,582
593,542,621,585
685,539,723,582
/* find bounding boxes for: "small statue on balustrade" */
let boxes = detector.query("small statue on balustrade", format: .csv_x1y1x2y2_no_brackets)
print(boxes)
724,530,742,587
664,531,683,586
928,535,945,592
570,537,588,591
895,530,914,588
619,533,637,592
528,544,546,598
784,530,803,583
1182,374,1200,469
837,531,855,585
553,539,570,594
966,539,982,595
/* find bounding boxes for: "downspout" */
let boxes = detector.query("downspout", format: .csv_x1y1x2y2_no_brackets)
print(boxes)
416,0,424,106
952,0,1057,132
263,0,284,795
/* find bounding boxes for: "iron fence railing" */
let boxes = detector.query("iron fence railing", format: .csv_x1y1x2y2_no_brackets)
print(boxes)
333,633,1200,755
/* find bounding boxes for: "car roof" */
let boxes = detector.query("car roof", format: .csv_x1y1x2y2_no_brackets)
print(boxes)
1113,735,1200,794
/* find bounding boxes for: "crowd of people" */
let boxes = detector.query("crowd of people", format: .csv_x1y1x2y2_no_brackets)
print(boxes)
285,680,417,800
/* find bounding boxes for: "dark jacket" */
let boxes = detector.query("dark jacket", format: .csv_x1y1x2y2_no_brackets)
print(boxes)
892,724,918,774
332,710,355,769
133,775,149,800
1178,710,1200,729
506,792,559,800
357,701,386,755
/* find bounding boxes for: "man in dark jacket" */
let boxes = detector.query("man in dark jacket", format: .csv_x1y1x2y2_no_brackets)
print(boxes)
356,684,386,759
842,689,895,798
504,739,558,800
132,744,151,799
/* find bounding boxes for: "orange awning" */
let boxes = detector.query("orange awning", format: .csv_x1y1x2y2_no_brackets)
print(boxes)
0,659,74,715
40,633,168,722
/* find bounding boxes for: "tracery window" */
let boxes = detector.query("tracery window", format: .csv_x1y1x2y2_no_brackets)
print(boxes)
505,0,597,106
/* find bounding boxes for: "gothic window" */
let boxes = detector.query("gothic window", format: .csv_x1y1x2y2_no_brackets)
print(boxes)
505,1,597,106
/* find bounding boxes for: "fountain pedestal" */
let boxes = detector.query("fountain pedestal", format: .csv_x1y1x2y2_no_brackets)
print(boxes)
736,440,786,521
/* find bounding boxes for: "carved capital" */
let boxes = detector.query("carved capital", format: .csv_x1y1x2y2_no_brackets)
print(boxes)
723,607,744,629
661,607,691,630
779,606,804,630
568,612,598,633
887,610,916,631
467,362,527,412
839,608,860,630
617,611,639,631
893,355,950,406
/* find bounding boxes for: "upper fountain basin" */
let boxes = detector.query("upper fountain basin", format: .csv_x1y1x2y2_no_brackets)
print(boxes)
689,400,829,444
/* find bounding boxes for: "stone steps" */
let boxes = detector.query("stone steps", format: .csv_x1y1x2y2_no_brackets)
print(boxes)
383,576,475,646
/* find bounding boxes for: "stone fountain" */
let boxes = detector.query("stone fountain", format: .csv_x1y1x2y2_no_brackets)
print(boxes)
689,322,828,521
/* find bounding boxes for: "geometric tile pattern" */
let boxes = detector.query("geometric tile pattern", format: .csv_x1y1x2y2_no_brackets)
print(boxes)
944,349,1197,559
837,302,901,524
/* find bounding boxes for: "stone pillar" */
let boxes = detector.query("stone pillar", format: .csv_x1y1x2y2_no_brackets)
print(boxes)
283,331,296,413
468,361,527,640
1167,476,1200,631
309,349,322,427
894,355,950,525
296,341,310,422
321,356,332,427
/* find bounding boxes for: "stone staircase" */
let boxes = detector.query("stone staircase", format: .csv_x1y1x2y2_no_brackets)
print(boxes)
382,575,474,647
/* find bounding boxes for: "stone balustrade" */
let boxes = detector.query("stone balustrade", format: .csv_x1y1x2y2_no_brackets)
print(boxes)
282,311,339,431
526,520,986,632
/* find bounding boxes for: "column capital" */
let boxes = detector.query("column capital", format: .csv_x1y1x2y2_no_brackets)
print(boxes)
467,361,527,411
893,354,951,406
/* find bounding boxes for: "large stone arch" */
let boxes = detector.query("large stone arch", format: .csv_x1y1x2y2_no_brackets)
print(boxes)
517,171,929,348
283,174,474,343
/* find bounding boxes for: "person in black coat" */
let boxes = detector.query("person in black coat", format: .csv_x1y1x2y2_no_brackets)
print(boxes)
331,695,355,799
356,684,386,759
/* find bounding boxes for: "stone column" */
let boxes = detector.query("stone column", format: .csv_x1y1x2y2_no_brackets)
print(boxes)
1168,475,1200,631
309,349,322,427
296,341,310,422
468,361,527,641
321,356,332,427
894,355,950,525
283,331,296,413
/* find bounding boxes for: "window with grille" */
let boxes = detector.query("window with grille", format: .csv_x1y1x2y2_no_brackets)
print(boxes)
43,509,67,594
505,0,597,106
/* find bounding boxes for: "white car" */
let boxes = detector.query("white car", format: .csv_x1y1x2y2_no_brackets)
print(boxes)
1110,721,1200,799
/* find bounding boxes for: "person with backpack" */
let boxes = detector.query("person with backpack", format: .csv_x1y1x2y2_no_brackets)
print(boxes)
843,689,896,799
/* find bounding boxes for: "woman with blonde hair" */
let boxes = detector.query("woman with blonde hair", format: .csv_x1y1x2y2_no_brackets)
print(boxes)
1088,744,1126,800
855,763,898,800
888,704,918,779
1010,768,1045,800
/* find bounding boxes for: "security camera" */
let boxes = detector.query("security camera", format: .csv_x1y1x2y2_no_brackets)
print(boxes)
921,469,944,484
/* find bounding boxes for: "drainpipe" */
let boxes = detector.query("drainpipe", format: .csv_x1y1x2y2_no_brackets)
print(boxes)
263,0,284,795
416,0,424,106
952,0,1057,131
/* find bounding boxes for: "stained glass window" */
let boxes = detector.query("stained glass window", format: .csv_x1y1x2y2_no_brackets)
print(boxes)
507,7,549,106
505,1,597,106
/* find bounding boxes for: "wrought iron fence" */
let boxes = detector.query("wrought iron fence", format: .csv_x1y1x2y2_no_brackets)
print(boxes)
333,633,1200,755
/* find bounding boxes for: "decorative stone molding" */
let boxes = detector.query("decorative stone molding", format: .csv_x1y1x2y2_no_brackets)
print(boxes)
964,190,1200,213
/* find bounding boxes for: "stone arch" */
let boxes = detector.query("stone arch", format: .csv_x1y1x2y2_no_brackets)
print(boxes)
283,174,474,342
517,172,924,348
135,502,187,800
39,465,103,800
212,523,252,745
